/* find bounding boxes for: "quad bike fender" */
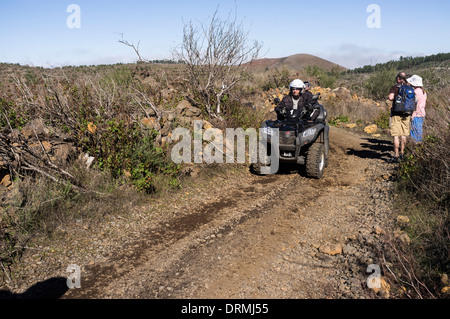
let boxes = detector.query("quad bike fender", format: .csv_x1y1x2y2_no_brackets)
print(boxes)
295,124,328,165
298,123,326,146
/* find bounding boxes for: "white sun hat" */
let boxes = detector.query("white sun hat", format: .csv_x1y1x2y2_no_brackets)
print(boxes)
407,75,423,87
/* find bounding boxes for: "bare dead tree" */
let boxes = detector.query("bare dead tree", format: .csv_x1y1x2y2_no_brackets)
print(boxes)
174,8,262,117
118,32,149,64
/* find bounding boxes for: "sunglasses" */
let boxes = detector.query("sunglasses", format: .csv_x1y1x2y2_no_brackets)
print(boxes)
291,88,301,90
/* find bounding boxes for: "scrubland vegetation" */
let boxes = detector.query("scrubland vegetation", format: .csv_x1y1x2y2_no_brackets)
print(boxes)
0,47,448,297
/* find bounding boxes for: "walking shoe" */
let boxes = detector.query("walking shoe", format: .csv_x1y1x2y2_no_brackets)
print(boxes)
388,156,399,163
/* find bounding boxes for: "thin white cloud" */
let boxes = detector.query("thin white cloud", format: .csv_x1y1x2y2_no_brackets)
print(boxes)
317,44,425,69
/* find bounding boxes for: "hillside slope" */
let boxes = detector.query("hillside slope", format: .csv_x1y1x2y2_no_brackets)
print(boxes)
246,53,347,72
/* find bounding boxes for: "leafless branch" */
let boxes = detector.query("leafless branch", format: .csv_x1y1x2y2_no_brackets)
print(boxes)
174,7,262,117
118,32,149,64
0,131,107,197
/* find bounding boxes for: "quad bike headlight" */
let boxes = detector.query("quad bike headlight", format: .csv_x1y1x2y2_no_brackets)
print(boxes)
302,128,317,137
262,126,274,136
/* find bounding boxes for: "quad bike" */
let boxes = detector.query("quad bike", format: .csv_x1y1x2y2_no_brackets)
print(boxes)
252,94,330,179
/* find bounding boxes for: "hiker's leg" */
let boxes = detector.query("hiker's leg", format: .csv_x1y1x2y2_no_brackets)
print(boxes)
412,117,424,142
400,136,407,156
411,118,419,143
393,136,400,157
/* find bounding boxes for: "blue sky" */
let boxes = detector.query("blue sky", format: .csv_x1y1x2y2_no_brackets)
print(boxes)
0,0,449,69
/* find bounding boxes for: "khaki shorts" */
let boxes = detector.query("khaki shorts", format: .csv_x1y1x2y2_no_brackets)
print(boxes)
390,115,411,136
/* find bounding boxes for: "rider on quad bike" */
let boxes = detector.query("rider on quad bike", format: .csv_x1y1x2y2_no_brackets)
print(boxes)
275,79,320,122
254,79,329,179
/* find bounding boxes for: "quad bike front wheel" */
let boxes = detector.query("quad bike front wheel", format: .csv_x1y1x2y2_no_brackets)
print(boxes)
251,162,262,175
251,162,273,175
306,143,325,179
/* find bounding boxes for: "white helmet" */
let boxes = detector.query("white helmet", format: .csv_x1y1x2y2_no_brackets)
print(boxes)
289,79,305,90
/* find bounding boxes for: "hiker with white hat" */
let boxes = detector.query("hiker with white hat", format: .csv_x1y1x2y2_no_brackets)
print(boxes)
407,74,427,143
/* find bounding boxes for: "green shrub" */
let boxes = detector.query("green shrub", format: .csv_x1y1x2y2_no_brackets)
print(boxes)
373,108,391,129
304,65,339,89
80,120,180,193
0,98,28,129
128,132,181,193
363,69,398,100
329,115,350,126
222,98,267,130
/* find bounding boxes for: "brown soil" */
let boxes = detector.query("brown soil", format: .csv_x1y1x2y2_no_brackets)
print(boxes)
2,126,396,300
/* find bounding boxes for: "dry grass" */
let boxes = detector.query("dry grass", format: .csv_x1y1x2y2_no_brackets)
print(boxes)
1,61,449,295
386,83,450,299
326,99,385,124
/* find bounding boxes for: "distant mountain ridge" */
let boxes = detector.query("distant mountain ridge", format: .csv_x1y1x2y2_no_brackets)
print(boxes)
246,54,347,72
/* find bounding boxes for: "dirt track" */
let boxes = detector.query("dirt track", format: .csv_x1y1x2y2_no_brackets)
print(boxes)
1,126,396,300
54,126,394,299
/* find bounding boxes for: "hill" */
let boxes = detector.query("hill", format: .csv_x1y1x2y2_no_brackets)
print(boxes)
245,53,348,73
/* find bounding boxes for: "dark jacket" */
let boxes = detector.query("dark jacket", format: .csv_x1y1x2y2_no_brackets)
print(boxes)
389,83,401,116
275,91,314,119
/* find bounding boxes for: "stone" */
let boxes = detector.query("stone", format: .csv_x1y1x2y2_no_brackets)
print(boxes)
394,229,404,238
398,233,411,245
160,89,174,102
141,117,160,131
343,245,357,255
41,141,52,153
1,174,12,187
161,136,172,146
79,153,95,169
364,124,378,134
332,87,351,99
203,120,213,130
344,123,357,129
53,143,77,163
167,111,176,122
319,243,343,256
160,121,173,137
396,215,410,227
184,106,202,118
87,122,97,134
175,100,192,116
21,118,51,138
373,226,385,235
368,276,391,298
440,274,448,286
